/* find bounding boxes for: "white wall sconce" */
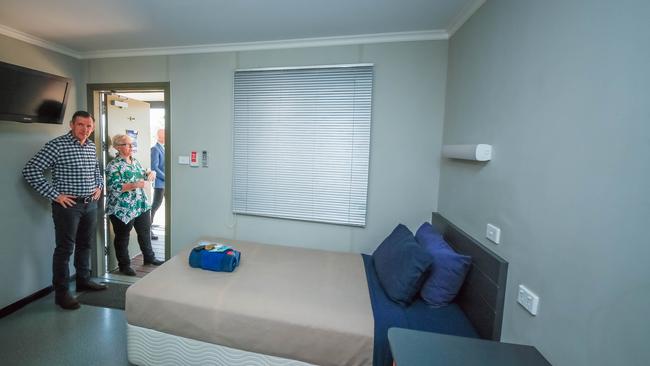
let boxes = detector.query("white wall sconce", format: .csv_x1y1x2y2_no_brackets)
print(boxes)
442,144,492,161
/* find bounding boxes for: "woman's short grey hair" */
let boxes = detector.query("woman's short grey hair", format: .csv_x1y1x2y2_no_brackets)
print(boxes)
111,134,131,147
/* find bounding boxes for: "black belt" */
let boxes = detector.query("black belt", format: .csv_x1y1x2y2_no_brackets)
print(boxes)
75,196,93,203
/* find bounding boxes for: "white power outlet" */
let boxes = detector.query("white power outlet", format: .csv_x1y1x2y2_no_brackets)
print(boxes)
486,223,501,244
517,285,540,315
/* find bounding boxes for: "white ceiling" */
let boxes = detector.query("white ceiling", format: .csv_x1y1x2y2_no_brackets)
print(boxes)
0,0,484,59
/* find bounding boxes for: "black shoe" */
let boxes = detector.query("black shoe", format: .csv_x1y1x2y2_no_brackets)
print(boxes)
151,235,159,240
144,259,164,266
76,280,108,292
55,292,80,310
119,266,137,276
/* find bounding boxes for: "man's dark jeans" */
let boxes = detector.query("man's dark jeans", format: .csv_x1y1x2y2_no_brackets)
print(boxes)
51,200,97,295
109,210,156,268
151,188,164,224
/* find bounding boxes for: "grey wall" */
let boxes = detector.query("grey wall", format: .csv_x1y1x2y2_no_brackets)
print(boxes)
85,40,448,256
0,34,83,308
440,1,650,365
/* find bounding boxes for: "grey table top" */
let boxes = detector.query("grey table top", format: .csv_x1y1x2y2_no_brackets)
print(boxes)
388,327,551,366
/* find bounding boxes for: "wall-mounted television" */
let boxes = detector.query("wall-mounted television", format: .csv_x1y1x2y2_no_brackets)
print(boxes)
0,61,71,124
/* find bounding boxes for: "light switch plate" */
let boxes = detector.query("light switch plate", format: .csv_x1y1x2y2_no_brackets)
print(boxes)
486,223,501,244
178,156,189,165
202,150,208,167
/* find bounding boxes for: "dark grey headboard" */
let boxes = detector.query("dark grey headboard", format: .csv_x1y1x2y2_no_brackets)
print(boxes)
430,213,508,341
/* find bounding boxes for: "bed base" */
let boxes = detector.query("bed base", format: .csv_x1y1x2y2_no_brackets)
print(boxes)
127,323,315,366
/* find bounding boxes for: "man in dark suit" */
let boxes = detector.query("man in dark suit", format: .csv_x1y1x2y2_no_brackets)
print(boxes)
150,128,165,240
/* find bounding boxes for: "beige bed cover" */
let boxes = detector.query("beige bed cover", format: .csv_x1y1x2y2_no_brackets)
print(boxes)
126,238,374,366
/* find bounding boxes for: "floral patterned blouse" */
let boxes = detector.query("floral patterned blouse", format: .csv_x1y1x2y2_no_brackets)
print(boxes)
105,156,151,224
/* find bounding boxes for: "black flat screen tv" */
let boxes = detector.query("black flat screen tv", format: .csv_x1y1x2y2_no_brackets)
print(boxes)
0,61,71,124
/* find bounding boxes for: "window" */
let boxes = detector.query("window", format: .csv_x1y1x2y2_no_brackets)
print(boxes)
233,64,373,226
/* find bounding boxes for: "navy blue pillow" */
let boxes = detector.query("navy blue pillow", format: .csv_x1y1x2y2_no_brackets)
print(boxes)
415,222,472,307
372,224,433,305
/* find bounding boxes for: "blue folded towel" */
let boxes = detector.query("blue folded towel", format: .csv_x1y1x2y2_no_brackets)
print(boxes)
189,244,241,272
201,250,239,272
189,247,203,268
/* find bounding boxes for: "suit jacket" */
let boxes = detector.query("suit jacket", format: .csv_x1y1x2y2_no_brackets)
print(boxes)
151,143,165,189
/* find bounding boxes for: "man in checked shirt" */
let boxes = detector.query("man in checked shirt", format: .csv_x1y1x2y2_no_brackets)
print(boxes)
23,111,108,310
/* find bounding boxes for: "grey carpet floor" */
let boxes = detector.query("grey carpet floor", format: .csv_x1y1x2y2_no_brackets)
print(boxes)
0,291,133,366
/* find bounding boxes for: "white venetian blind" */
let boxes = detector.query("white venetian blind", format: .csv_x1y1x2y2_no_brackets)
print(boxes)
233,64,373,226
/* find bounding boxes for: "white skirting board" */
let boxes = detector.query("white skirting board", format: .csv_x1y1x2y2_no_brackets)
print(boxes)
127,323,316,366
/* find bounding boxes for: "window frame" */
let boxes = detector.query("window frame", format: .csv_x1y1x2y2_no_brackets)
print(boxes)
231,63,374,227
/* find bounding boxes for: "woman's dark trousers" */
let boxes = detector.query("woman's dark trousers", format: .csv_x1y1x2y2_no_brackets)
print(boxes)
109,210,157,268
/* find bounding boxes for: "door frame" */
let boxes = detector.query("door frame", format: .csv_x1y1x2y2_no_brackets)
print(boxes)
86,82,171,278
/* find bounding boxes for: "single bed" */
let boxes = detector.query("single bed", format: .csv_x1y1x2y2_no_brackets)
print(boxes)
126,213,508,366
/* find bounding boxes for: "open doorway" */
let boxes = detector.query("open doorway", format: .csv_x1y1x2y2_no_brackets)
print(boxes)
87,83,170,281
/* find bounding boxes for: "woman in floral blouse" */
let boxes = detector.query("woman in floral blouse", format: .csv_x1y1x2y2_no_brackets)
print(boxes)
106,134,164,276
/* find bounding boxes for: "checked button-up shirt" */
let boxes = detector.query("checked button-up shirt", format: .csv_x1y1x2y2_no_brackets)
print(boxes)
23,132,103,200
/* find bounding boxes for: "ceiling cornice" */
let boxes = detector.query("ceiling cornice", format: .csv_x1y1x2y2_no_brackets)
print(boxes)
0,24,81,59
447,0,486,37
1,15,486,60
80,30,449,59
0,25,448,60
